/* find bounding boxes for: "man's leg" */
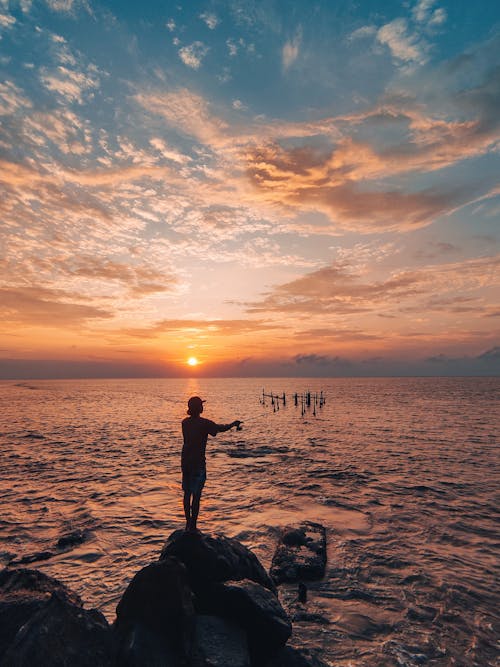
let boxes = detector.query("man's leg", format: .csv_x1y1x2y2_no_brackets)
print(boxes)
183,490,192,531
190,491,202,531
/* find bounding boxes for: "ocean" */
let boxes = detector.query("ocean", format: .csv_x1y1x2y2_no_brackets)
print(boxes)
1,377,498,666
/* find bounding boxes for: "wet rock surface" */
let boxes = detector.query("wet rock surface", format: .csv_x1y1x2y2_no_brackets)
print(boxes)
114,556,194,666
0,568,113,666
264,646,330,667
210,578,292,658
270,522,327,584
160,528,277,594
190,615,250,667
2,593,114,667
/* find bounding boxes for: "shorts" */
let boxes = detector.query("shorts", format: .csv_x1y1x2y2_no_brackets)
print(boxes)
182,468,206,495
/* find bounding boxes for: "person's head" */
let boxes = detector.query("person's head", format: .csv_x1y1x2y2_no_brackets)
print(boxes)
187,396,205,416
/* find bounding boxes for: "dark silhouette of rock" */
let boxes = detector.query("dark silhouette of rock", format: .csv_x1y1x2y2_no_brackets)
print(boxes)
190,615,250,667
264,645,329,666
209,579,291,658
2,592,114,666
270,523,327,584
0,568,113,666
114,556,194,666
0,568,82,660
159,529,276,595
2,531,301,666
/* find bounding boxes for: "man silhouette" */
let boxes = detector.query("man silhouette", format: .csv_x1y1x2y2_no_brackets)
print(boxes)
181,396,241,532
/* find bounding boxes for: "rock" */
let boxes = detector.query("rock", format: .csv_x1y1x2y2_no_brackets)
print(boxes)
160,530,276,595
264,645,329,667
8,551,56,566
190,615,251,667
270,522,327,584
209,579,291,658
56,529,90,550
2,592,114,667
0,568,82,660
114,621,178,667
406,605,437,622
114,556,194,666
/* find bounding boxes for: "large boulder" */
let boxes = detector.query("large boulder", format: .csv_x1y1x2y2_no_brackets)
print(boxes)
114,556,194,666
0,568,83,660
270,523,327,584
0,568,113,666
209,579,292,658
190,615,251,667
160,530,276,595
2,592,114,667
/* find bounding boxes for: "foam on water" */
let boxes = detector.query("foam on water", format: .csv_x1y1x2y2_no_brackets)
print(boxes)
1,377,499,666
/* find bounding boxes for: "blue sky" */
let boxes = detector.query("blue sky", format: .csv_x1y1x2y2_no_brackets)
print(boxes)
0,0,499,377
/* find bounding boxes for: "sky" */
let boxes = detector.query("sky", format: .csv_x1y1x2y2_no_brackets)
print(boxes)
0,0,499,378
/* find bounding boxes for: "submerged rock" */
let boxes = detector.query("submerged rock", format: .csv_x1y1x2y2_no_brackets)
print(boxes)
8,551,56,566
0,568,113,666
56,528,90,550
270,522,327,584
160,529,276,594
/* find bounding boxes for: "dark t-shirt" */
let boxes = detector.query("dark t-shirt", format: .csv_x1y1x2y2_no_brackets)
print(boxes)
181,416,218,472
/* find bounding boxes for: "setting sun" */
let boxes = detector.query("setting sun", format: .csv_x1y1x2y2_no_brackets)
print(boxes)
187,357,198,367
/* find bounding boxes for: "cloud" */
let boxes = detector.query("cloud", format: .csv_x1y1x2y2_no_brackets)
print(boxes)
0,11,15,30
247,261,424,314
0,80,32,114
135,88,227,146
247,254,500,317
46,0,74,10
200,12,219,30
377,18,426,65
370,2,447,70
40,65,100,104
178,41,209,69
282,27,302,70
412,0,447,27
244,140,474,232
349,25,376,41
476,346,500,362
65,255,178,296
149,137,191,164
0,286,113,326
122,318,278,339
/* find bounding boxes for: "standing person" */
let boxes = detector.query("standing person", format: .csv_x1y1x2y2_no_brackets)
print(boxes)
181,396,241,532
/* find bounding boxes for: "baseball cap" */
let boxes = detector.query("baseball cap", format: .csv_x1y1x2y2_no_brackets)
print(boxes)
187,396,205,414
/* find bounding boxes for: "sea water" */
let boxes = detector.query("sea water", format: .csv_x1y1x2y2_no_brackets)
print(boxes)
1,377,498,666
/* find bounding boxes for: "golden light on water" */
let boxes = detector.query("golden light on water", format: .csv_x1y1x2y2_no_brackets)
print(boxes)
187,357,199,367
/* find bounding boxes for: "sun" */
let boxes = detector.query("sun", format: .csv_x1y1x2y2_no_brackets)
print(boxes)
187,356,198,366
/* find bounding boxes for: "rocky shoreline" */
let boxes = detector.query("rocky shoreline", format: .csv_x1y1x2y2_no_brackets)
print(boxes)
0,522,328,666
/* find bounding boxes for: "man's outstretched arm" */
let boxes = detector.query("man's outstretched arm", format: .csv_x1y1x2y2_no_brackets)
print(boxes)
216,420,242,433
